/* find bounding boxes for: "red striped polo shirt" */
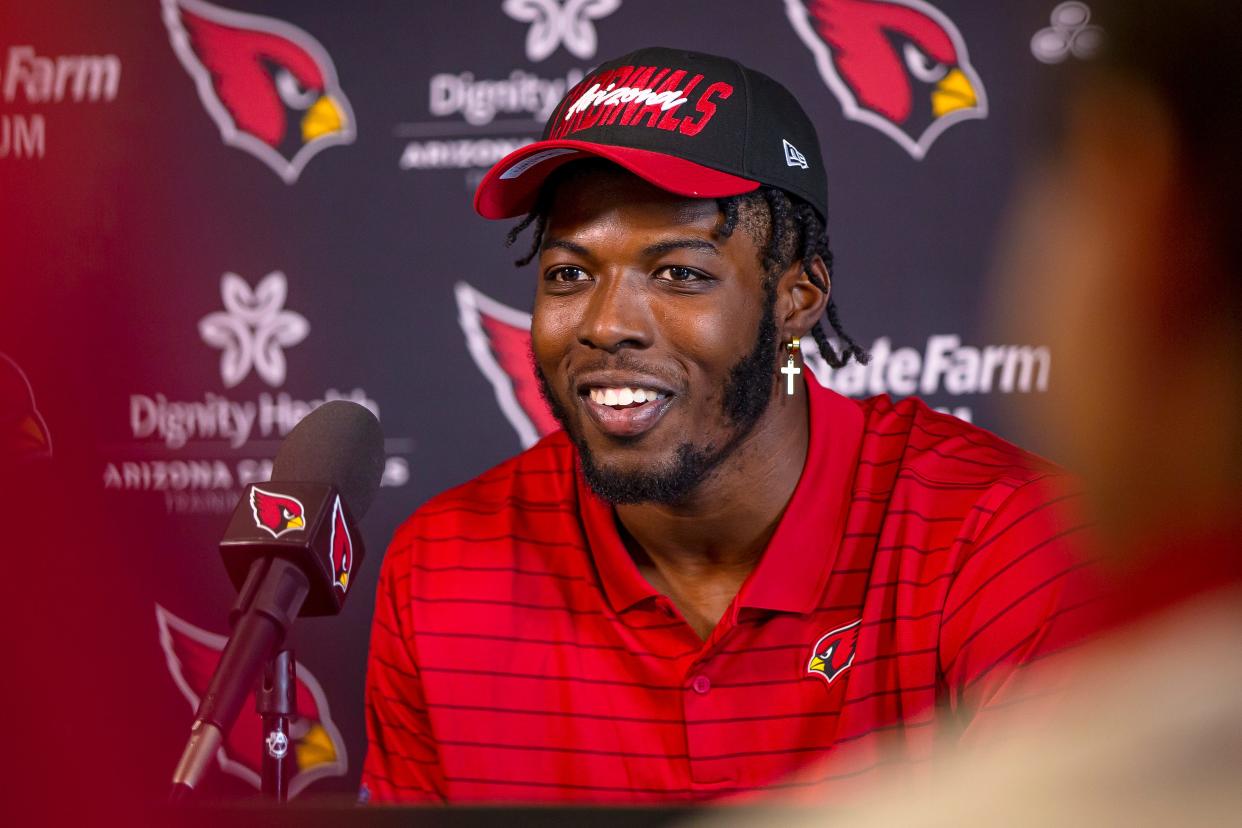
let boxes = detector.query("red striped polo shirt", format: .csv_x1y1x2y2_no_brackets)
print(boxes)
362,375,1098,803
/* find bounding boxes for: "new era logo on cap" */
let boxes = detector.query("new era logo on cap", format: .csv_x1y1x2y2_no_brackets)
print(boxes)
783,139,808,169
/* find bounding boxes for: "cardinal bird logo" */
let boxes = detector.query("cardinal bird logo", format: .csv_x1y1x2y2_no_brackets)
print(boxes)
250,486,306,538
1,352,53,463
784,0,987,159
806,619,860,686
455,282,560,449
161,0,356,183
155,604,347,796
328,495,353,592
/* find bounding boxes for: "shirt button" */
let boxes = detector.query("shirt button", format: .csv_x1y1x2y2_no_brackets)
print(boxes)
691,675,711,694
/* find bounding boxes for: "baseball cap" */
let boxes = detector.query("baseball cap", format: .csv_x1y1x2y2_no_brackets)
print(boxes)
473,46,828,223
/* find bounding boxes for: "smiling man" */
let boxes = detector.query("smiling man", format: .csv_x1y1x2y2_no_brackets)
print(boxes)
362,47,1098,804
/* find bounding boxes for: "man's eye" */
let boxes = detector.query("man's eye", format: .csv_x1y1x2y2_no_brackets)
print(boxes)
656,266,705,282
548,266,590,282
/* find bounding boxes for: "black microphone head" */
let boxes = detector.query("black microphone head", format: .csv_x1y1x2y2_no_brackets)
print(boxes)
270,401,384,519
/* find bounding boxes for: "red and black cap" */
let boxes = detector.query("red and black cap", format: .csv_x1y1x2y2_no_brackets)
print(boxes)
473,46,828,223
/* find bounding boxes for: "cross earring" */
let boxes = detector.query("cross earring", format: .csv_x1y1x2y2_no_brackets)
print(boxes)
782,337,802,396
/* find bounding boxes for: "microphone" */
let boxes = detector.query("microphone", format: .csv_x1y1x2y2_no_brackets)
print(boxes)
169,401,384,800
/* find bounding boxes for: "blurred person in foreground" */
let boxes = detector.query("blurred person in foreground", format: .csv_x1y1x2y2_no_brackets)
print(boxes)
717,1,1242,823
361,45,1100,804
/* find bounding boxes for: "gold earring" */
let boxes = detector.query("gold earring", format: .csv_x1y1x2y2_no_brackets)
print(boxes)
782,337,801,396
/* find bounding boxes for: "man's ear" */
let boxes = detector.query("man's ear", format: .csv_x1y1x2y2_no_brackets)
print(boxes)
775,255,830,339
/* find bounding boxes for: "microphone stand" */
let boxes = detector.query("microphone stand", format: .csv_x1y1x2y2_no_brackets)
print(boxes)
168,558,309,802
257,648,296,802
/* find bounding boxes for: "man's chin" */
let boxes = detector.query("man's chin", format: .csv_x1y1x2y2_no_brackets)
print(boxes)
577,440,722,505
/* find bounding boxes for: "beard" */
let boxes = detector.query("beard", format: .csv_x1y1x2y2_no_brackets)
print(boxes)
534,289,779,505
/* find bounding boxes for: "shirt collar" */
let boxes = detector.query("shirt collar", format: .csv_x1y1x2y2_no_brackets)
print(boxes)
577,370,864,616
578,471,660,613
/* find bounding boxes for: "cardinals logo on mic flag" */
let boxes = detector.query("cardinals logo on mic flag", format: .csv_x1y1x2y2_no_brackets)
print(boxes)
807,619,860,686
784,0,986,159
155,605,347,796
250,486,306,538
328,495,353,592
161,0,356,183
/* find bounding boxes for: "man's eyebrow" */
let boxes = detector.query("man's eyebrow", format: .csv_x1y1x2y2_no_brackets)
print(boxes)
541,238,591,256
641,238,720,257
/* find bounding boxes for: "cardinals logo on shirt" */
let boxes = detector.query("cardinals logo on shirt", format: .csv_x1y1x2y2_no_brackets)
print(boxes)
784,0,986,159
161,0,356,183
328,495,353,592
455,282,559,449
156,605,347,796
250,486,306,538
806,619,860,686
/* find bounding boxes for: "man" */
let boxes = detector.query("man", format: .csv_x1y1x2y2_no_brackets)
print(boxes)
362,47,1096,804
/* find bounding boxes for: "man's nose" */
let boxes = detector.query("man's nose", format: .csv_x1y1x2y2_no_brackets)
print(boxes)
576,274,653,352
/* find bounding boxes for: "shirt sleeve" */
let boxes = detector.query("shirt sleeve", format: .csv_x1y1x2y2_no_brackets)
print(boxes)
937,474,1103,744
360,535,445,803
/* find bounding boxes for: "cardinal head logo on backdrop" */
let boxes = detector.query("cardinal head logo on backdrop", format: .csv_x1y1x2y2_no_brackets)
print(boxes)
455,282,558,449
156,605,348,795
161,0,355,182
784,0,986,159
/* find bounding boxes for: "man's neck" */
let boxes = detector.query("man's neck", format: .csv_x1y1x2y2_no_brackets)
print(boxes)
612,389,811,637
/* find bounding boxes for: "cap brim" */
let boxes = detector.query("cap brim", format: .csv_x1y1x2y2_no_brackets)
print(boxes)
473,140,761,219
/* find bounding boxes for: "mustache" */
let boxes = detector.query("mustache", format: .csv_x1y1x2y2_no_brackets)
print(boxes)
561,353,683,392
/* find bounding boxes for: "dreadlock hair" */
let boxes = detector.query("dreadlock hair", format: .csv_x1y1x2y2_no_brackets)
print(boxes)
505,162,870,369
715,187,869,368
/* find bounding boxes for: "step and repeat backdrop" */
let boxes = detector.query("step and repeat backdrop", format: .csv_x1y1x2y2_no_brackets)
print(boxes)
1,0,1093,800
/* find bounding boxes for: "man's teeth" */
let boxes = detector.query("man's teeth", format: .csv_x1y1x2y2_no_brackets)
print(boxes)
589,387,667,406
